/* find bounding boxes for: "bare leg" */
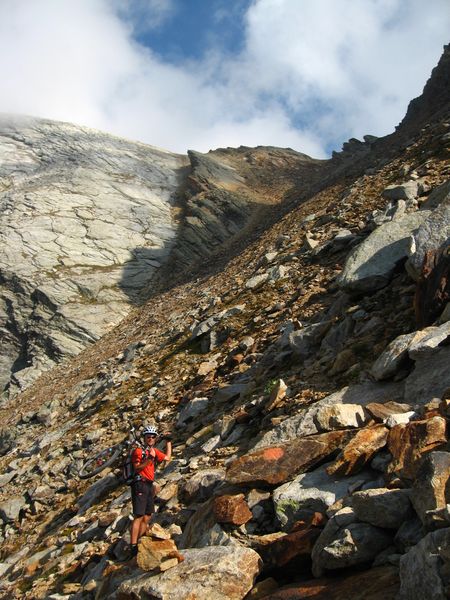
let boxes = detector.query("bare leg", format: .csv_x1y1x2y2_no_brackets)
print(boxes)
139,514,152,539
131,516,144,545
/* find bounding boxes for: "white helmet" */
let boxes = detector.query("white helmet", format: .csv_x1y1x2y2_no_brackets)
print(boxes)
142,425,158,437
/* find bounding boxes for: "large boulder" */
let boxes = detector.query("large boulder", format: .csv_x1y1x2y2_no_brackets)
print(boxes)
399,527,450,599
382,181,419,201
352,488,413,529
407,198,450,279
387,416,447,480
226,430,351,486
213,494,253,526
0,495,28,523
311,508,392,577
179,500,237,549
408,321,450,359
179,468,225,504
77,473,120,513
404,346,450,406
370,331,425,381
327,425,389,477
116,546,262,600
273,463,375,530
410,451,450,527
338,211,430,293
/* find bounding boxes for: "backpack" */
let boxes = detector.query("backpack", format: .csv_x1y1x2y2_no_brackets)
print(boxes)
122,446,151,485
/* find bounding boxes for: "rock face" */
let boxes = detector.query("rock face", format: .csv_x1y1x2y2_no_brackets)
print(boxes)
0,115,189,394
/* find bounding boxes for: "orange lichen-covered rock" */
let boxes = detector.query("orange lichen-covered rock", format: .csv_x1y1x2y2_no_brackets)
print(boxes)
213,494,253,525
327,425,389,477
226,431,351,486
137,537,184,572
387,415,447,480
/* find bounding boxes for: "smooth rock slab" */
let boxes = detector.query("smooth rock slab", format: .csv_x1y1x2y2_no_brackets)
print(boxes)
0,115,188,393
227,430,352,486
338,211,430,293
273,463,374,530
399,527,450,600
352,488,413,529
117,545,261,600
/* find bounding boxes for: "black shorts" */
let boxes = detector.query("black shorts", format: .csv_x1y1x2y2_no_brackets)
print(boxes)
131,478,154,517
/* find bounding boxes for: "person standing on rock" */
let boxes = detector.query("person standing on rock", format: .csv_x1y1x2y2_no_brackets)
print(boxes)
129,425,172,557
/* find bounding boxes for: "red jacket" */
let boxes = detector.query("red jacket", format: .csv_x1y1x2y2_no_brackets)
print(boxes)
132,447,166,481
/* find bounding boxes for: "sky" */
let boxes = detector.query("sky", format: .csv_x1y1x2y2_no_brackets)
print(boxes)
1,0,449,157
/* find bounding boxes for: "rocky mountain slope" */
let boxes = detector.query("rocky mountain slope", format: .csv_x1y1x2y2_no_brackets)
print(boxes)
0,45,449,600
0,117,321,396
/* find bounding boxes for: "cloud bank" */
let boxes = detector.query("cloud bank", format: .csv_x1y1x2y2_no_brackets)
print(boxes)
1,0,449,156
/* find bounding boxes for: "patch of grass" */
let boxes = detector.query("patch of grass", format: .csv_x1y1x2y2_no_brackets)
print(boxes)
61,543,75,556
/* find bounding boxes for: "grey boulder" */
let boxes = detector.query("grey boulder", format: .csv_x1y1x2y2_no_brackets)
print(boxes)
338,211,430,293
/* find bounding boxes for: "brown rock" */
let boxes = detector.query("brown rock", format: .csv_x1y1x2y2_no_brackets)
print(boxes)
330,349,357,375
213,494,253,525
227,430,352,486
260,565,399,599
137,537,183,572
246,577,278,599
327,425,389,477
387,416,447,480
257,521,323,569
197,360,218,376
410,451,450,526
365,401,413,422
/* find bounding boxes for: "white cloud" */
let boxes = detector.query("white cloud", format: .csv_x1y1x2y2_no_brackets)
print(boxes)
0,0,448,157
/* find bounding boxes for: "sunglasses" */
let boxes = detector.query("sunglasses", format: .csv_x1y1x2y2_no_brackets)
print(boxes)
145,434,157,439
